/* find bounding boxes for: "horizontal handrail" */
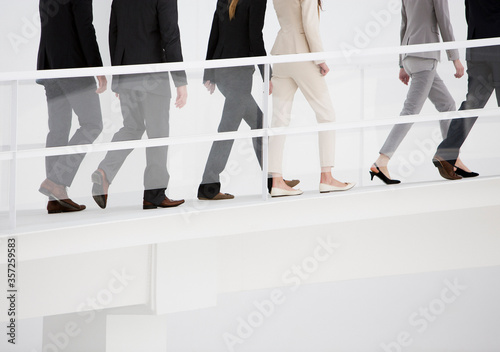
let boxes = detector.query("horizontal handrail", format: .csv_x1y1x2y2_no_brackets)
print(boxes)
0,38,499,82
1,107,498,161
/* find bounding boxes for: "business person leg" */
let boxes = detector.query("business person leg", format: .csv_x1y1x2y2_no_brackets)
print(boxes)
269,61,352,195
94,89,182,209
269,63,308,196
40,77,102,211
241,92,264,169
435,61,499,168
142,93,172,206
378,58,437,155
373,58,452,182
293,61,353,192
198,66,257,199
97,90,146,182
92,89,146,208
268,63,298,178
293,62,336,169
426,72,476,176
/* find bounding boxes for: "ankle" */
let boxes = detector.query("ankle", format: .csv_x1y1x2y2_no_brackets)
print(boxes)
320,172,333,184
375,155,390,168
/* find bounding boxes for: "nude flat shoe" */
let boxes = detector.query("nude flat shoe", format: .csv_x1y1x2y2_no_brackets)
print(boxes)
270,187,303,197
319,182,355,193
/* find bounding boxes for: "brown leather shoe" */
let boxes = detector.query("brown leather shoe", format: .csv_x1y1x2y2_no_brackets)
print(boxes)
285,179,300,188
39,178,81,210
198,192,234,200
432,155,462,180
143,197,185,209
47,200,86,214
91,169,109,209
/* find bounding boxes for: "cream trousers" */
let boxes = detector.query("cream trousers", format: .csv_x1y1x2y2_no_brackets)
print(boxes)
269,61,336,175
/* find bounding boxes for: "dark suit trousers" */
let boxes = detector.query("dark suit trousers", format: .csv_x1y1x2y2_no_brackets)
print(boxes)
43,77,103,187
436,61,500,163
199,66,263,197
98,89,170,205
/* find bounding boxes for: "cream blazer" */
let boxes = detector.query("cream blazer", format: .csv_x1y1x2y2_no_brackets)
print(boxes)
271,0,325,64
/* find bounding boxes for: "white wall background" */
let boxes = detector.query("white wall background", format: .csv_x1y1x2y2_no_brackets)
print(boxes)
0,0,499,213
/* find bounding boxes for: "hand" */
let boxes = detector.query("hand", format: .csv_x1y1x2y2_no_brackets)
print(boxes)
399,68,410,85
318,62,330,76
269,80,273,95
453,59,465,78
96,75,107,94
204,80,216,95
175,85,187,109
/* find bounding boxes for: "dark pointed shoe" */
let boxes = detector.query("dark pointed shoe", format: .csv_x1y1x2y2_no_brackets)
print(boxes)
39,178,81,210
47,200,86,214
91,169,109,209
369,163,401,185
143,197,185,209
455,167,479,178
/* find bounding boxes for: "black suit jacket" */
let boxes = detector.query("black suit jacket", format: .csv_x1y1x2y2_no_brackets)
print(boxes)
37,0,103,70
109,0,187,95
203,0,268,83
465,0,500,62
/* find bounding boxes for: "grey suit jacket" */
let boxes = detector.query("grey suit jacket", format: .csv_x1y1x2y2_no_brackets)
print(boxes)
399,0,459,67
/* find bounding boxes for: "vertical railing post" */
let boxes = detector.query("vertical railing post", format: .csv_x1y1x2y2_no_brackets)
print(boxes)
359,67,365,187
9,80,18,230
261,63,270,201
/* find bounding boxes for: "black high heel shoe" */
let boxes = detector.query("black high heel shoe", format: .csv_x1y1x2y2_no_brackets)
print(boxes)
455,167,479,178
369,163,401,185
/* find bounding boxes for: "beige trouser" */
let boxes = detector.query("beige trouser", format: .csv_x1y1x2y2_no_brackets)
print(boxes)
269,61,336,175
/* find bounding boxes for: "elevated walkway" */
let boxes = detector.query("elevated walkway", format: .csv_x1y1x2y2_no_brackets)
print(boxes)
1,176,499,322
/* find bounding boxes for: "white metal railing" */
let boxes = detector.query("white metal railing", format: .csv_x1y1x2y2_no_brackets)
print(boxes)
2,38,500,230
1,38,500,82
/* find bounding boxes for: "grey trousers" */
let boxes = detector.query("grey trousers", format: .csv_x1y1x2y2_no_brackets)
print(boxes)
43,77,103,187
201,66,263,185
98,89,170,203
380,57,456,158
436,60,500,163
